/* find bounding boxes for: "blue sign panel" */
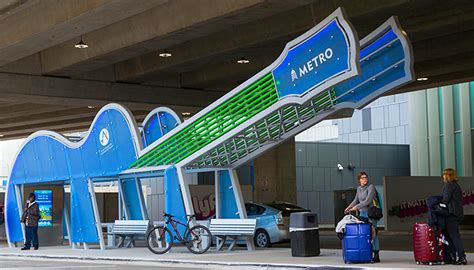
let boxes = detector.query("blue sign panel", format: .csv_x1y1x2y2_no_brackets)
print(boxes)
272,19,351,99
334,17,414,107
34,190,53,227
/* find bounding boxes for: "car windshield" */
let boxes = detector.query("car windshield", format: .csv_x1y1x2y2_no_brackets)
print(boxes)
266,202,308,216
245,203,266,216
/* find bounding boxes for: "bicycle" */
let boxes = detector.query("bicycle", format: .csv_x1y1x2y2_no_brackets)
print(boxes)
147,212,212,254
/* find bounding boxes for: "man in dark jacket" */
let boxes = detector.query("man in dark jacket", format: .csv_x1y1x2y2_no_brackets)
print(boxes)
441,168,466,265
20,193,40,250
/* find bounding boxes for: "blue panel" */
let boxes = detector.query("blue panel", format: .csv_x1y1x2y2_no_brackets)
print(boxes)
360,30,396,59
143,110,180,147
95,113,119,177
5,184,22,242
273,19,351,98
121,178,144,220
164,166,186,241
6,105,140,244
108,110,137,172
218,170,239,219
144,114,162,147
9,155,26,183
35,137,54,181
66,149,86,179
158,112,179,134
70,179,99,243
335,29,406,105
80,127,103,178
22,141,41,183
48,139,69,180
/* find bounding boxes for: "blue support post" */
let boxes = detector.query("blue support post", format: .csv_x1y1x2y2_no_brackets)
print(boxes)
119,178,146,220
164,166,187,240
69,178,100,243
218,170,239,219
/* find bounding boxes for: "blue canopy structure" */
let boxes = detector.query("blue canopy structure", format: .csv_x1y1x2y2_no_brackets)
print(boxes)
4,7,415,251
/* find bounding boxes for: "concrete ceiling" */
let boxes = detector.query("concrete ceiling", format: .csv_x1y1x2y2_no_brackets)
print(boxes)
0,0,473,140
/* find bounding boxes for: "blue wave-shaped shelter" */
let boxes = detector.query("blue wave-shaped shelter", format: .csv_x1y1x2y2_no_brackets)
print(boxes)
5,104,143,244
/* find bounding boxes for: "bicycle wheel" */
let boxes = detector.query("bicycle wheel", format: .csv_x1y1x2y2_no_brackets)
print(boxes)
185,225,212,254
147,226,173,254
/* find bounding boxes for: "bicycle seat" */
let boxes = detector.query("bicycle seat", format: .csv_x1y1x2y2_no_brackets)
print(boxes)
163,212,174,218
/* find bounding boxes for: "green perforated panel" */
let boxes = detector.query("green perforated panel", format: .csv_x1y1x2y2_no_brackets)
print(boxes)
131,73,278,168
190,89,337,167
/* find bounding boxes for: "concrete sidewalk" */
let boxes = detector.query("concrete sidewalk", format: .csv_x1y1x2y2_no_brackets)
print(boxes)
0,245,472,269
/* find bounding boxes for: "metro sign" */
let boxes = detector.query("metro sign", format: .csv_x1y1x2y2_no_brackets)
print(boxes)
272,14,358,99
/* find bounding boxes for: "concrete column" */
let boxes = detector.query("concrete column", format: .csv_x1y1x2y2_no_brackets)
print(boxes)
253,138,296,203
441,86,456,169
459,83,473,176
408,90,430,175
427,88,441,175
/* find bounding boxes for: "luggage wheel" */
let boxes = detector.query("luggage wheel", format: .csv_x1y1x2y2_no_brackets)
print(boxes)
416,261,420,265
429,262,433,266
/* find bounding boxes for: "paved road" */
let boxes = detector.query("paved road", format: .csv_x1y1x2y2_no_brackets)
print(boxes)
0,258,208,270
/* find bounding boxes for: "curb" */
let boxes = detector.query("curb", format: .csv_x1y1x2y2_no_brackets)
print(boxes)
0,253,369,270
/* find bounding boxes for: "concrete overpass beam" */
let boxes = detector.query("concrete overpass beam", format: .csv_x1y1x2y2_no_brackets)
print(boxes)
0,0,167,66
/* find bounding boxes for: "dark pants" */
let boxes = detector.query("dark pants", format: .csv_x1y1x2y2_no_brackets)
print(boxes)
24,226,39,249
444,215,465,259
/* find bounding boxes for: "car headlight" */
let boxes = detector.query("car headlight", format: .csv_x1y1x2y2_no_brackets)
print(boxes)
274,212,283,224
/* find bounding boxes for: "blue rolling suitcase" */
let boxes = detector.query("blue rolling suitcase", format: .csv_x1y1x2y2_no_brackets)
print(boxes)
342,223,373,264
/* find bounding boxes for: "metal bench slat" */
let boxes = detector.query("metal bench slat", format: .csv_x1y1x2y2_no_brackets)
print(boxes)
112,220,149,235
210,219,256,225
209,218,257,237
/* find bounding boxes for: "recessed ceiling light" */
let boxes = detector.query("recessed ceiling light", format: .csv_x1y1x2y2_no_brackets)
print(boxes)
0,134,4,137
74,36,88,49
159,50,172,57
237,57,250,64
87,106,95,109
181,112,191,116
417,77,428,81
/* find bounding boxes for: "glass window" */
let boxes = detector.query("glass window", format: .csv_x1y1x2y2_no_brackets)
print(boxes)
245,203,265,216
362,108,372,131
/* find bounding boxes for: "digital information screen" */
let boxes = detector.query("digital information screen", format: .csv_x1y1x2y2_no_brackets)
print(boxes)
34,190,53,227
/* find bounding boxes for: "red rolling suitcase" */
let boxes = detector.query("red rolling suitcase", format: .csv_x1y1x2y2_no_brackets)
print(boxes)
413,222,444,265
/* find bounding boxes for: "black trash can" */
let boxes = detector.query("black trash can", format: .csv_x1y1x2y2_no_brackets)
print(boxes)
290,212,320,257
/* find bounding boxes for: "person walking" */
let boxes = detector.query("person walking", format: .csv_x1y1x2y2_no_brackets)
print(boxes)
344,171,380,262
441,168,467,265
20,193,40,250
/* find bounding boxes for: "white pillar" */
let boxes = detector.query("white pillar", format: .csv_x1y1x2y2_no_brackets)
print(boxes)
427,88,441,175
459,83,473,176
88,179,105,250
63,186,72,247
228,168,255,251
441,86,456,169
408,90,429,175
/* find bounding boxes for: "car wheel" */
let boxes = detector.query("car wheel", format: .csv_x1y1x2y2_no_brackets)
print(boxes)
254,229,271,248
